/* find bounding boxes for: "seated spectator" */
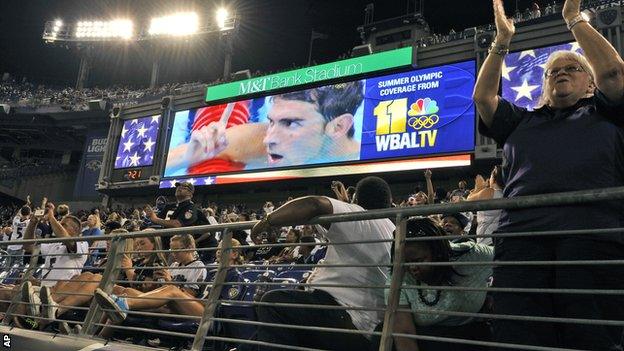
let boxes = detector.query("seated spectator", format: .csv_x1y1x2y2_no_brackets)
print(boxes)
34,230,135,331
372,217,493,351
293,236,320,265
4,202,89,330
122,231,168,292
207,238,246,299
245,176,395,351
268,227,301,264
247,228,282,262
94,236,241,324
441,213,471,243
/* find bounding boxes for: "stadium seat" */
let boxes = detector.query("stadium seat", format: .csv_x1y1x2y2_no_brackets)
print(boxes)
240,269,275,284
270,277,298,290
312,246,327,263
240,270,275,302
276,269,312,283
2,263,27,285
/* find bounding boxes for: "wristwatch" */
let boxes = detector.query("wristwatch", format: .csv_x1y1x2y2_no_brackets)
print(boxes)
566,13,588,30
488,42,509,56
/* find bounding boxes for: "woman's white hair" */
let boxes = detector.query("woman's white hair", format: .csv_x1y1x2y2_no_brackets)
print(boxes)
536,50,595,108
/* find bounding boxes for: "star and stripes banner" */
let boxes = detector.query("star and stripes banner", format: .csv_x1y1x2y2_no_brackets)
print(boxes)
501,42,583,111
114,115,161,169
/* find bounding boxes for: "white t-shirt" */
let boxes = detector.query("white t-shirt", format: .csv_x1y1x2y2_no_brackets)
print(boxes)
310,197,394,333
8,216,30,251
40,241,89,287
169,259,207,296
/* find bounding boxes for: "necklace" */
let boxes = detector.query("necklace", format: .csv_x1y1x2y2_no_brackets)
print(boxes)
417,282,441,306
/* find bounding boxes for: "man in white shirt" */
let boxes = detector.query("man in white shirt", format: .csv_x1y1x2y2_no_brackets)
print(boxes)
20,202,88,328
247,176,395,351
0,202,87,331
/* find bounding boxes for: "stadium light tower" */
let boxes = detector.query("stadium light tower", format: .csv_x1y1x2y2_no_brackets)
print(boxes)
216,7,237,79
42,8,239,89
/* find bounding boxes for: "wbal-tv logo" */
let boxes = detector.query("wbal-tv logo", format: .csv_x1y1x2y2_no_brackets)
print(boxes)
373,97,439,152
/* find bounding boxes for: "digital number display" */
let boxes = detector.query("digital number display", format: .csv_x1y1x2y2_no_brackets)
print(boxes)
125,169,143,180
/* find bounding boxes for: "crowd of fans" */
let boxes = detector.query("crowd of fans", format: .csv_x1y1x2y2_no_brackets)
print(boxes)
0,0,621,349
413,0,617,48
0,159,76,180
0,77,205,111
0,170,500,350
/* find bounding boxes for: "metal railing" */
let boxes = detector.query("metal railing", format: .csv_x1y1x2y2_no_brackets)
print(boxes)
0,186,622,350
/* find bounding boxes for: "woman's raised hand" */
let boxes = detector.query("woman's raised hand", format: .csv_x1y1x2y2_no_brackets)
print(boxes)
493,0,515,43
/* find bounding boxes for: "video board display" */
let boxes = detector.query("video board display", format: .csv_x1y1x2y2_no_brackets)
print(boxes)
114,115,161,169
163,60,475,182
501,42,582,111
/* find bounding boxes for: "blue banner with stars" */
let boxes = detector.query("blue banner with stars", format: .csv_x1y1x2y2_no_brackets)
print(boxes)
501,42,583,110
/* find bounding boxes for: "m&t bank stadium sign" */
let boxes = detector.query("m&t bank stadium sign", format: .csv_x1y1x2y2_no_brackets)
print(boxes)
205,47,413,102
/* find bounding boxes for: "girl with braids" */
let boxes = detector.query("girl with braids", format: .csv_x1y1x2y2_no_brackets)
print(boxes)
377,217,494,351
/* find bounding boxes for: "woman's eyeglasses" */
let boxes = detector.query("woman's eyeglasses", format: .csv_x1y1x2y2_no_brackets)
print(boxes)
544,65,584,78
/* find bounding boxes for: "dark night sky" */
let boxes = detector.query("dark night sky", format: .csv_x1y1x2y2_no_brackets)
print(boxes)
0,0,541,87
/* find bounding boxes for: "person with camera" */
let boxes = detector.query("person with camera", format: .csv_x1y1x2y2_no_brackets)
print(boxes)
93,234,207,324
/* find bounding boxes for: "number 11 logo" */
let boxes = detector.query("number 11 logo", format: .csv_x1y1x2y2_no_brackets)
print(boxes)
373,98,407,135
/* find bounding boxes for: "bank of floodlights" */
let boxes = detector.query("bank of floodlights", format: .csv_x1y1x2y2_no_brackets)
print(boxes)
216,8,232,30
148,12,199,36
42,9,235,43
75,19,134,40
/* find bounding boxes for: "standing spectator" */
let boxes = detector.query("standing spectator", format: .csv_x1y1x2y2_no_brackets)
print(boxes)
6,206,31,267
449,180,470,201
467,166,504,246
331,180,350,203
247,176,395,350
473,0,624,349
145,181,208,250
530,2,542,18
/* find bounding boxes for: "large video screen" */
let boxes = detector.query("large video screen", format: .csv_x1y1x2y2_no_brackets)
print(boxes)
163,60,475,178
114,115,161,169
501,42,582,111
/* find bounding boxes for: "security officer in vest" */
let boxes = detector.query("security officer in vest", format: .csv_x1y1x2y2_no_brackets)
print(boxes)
145,182,208,250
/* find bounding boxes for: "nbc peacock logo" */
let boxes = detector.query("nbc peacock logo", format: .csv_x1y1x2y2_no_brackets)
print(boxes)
407,98,440,130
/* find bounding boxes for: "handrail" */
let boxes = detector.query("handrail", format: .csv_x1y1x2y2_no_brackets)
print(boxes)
0,186,623,350
3,186,623,246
